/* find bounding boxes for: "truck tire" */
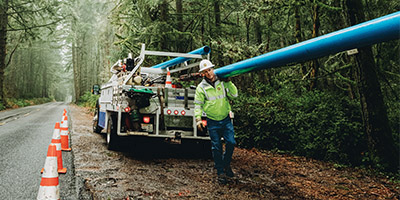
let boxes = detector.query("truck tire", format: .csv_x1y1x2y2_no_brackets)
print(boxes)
93,101,103,133
107,114,119,150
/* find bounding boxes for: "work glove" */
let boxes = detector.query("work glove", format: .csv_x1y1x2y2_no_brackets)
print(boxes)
196,119,204,132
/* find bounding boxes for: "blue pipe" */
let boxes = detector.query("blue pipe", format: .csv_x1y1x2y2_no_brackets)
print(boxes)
151,46,211,69
215,11,400,78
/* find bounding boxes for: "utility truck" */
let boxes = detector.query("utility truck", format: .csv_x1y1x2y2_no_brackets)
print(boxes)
92,44,211,151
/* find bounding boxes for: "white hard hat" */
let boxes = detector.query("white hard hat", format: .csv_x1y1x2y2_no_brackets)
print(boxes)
199,59,214,72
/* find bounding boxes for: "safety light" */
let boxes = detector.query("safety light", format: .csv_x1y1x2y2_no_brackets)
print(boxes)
181,110,186,116
174,110,179,115
202,120,207,126
124,107,131,112
167,109,172,115
143,116,150,123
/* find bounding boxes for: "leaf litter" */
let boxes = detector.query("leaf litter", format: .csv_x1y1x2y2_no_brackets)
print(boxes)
69,105,399,200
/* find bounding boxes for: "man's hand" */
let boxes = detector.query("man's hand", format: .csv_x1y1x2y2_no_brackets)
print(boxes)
196,119,204,132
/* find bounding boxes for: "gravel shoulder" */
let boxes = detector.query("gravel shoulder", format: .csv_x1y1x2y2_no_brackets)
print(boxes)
69,104,399,200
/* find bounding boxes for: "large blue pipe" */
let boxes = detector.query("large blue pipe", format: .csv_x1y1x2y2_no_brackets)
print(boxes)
151,46,211,69
215,11,400,78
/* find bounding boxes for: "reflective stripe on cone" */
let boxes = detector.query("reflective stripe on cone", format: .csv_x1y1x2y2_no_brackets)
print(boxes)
37,144,60,200
60,119,71,151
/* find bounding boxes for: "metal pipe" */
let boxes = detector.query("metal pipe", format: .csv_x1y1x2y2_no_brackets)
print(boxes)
151,46,211,69
215,11,400,78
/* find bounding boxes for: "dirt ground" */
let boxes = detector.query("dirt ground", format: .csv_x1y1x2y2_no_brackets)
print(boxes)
69,105,399,200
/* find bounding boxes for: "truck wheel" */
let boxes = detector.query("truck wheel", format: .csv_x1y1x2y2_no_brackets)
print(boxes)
107,114,119,150
93,101,103,133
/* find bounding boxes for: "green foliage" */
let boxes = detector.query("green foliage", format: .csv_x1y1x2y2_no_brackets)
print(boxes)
103,0,399,171
232,84,367,165
29,98,54,105
52,0,399,172
77,91,99,109
2,97,53,109
0,0,397,173
2,0,66,103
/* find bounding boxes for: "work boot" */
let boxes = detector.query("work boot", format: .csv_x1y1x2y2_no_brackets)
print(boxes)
225,166,234,178
217,174,227,184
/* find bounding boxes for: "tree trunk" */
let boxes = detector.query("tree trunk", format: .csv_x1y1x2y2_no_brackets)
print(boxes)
160,0,169,50
175,0,183,52
294,5,302,44
176,0,183,32
28,45,34,98
213,0,223,67
201,16,205,44
72,41,80,103
78,46,84,97
294,4,307,78
266,17,272,52
41,50,47,98
254,18,262,45
0,0,9,104
214,0,221,31
245,16,251,46
254,18,265,82
81,46,87,96
346,0,399,172
309,3,320,90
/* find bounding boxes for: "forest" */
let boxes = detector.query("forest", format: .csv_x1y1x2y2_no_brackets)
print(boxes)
0,0,399,173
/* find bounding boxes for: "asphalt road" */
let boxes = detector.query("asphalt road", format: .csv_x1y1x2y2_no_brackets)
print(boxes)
0,102,76,199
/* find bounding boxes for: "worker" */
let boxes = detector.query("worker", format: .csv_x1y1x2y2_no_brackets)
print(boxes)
194,59,238,184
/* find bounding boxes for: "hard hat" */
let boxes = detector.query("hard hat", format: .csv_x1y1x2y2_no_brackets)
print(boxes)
199,59,214,72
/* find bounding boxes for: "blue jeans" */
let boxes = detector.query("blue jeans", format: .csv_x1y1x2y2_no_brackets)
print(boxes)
207,116,236,175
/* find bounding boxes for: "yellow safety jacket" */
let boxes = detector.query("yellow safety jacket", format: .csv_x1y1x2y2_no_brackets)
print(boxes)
194,79,238,121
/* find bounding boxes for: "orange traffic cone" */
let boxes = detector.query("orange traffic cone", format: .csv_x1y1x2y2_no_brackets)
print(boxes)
165,70,172,88
60,117,71,151
37,144,60,200
62,112,66,121
51,122,67,174
61,116,66,123
62,115,68,127
61,113,67,122
41,123,67,174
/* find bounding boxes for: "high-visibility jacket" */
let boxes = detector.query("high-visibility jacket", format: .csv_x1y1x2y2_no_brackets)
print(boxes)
194,79,238,121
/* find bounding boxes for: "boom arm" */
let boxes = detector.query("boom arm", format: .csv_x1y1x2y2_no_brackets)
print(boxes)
151,46,211,69
215,11,400,78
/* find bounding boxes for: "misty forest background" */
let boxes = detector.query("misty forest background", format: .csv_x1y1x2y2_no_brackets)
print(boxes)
0,0,399,173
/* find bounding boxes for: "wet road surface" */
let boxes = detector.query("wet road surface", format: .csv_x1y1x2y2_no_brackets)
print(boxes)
0,102,76,199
